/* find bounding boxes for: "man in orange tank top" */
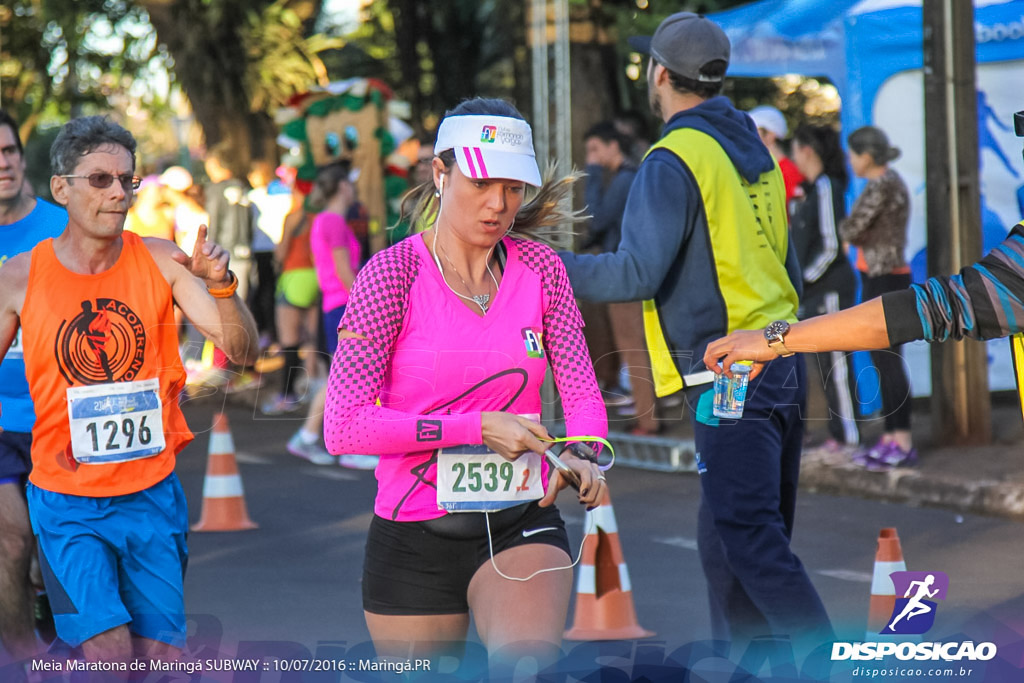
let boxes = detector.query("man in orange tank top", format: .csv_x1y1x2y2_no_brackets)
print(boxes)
0,116,259,665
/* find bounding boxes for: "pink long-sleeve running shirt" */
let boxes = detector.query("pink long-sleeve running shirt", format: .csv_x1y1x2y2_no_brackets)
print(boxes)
323,233,607,522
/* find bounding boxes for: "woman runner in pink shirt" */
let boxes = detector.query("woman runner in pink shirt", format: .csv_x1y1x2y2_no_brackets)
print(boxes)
323,98,607,671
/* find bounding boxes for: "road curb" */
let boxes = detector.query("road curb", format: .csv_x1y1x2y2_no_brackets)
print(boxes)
798,447,1024,520
606,434,1024,520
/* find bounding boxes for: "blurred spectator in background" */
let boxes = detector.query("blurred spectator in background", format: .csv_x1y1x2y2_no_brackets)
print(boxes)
160,166,207,256
749,105,804,209
840,126,915,468
287,161,376,470
790,124,860,449
262,192,321,415
124,176,175,240
159,165,211,378
388,140,436,244
204,144,253,302
248,160,291,349
614,110,653,165
205,144,255,385
411,142,434,186
581,122,658,435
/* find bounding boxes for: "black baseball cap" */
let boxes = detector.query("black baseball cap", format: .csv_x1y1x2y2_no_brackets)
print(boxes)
628,12,731,83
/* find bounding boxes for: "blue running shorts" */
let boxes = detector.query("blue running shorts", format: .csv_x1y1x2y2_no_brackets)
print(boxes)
26,473,189,648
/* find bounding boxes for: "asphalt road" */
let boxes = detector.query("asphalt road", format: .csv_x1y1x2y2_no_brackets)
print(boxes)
170,398,1024,680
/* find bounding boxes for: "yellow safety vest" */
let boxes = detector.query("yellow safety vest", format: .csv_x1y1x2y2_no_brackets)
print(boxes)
641,127,799,396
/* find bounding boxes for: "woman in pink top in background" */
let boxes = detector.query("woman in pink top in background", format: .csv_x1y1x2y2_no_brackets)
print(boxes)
286,161,375,467
323,98,607,672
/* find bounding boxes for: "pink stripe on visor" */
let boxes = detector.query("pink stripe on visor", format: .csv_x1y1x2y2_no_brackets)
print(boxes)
464,148,479,179
473,148,489,178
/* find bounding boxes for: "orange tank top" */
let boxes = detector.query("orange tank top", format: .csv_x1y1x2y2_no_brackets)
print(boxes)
282,213,315,272
21,231,193,496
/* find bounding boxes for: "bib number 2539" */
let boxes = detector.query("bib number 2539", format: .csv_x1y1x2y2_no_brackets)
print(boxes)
436,446,543,512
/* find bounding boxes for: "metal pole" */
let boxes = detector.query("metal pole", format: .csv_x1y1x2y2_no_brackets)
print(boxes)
922,0,990,444
531,0,549,166
552,0,573,251
532,0,576,425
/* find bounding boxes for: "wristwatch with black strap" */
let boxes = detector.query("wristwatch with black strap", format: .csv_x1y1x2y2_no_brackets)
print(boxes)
764,320,795,357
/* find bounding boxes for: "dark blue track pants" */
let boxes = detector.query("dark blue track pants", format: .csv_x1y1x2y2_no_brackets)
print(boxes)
689,355,834,651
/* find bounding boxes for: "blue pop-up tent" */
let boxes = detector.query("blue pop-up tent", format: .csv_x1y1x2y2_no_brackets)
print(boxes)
711,0,1024,396
711,0,862,93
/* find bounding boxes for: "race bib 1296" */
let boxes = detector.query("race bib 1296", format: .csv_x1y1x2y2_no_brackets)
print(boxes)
66,378,166,464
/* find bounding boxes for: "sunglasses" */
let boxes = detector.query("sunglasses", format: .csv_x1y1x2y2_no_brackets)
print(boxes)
59,173,142,192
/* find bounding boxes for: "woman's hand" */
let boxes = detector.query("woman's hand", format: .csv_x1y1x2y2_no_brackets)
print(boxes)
539,449,606,510
480,412,551,461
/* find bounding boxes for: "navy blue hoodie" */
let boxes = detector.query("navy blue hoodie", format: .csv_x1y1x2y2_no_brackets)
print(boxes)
561,96,802,375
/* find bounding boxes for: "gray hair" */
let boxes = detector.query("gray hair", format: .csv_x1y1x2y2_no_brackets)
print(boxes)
50,116,137,175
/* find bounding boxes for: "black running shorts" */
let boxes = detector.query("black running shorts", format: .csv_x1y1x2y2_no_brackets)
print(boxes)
362,501,571,615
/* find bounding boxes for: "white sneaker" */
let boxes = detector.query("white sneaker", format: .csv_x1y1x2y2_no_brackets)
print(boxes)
339,454,379,471
287,432,335,465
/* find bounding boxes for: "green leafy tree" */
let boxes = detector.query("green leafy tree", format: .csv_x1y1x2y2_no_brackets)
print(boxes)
324,0,755,141
244,1,342,114
0,0,162,140
3,0,339,175
139,0,338,173
319,0,531,137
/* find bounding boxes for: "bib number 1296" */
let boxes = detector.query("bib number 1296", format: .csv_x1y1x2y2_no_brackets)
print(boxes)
67,378,166,464
84,415,155,453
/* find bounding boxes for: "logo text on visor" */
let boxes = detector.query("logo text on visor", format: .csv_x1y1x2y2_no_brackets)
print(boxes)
435,114,541,186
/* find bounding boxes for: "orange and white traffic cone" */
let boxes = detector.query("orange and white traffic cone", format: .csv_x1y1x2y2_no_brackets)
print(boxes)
866,527,906,638
564,488,654,641
192,413,258,532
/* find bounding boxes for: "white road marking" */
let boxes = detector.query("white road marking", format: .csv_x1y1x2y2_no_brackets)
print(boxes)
233,452,273,465
817,569,873,583
653,536,698,551
302,469,359,481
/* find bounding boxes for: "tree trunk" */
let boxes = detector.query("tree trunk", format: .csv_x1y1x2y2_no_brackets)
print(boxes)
386,0,428,137
139,0,277,176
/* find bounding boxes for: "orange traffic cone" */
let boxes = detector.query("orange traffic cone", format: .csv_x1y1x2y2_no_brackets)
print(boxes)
564,488,654,640
866,528,906,638
192,413,258,532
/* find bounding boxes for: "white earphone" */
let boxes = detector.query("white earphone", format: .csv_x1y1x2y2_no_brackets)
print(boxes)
439,174,445,196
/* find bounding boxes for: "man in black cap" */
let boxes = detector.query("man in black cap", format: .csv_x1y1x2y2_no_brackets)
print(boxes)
560,12,833,653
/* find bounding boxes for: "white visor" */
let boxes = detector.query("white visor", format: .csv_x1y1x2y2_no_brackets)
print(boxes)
434,114,542,186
